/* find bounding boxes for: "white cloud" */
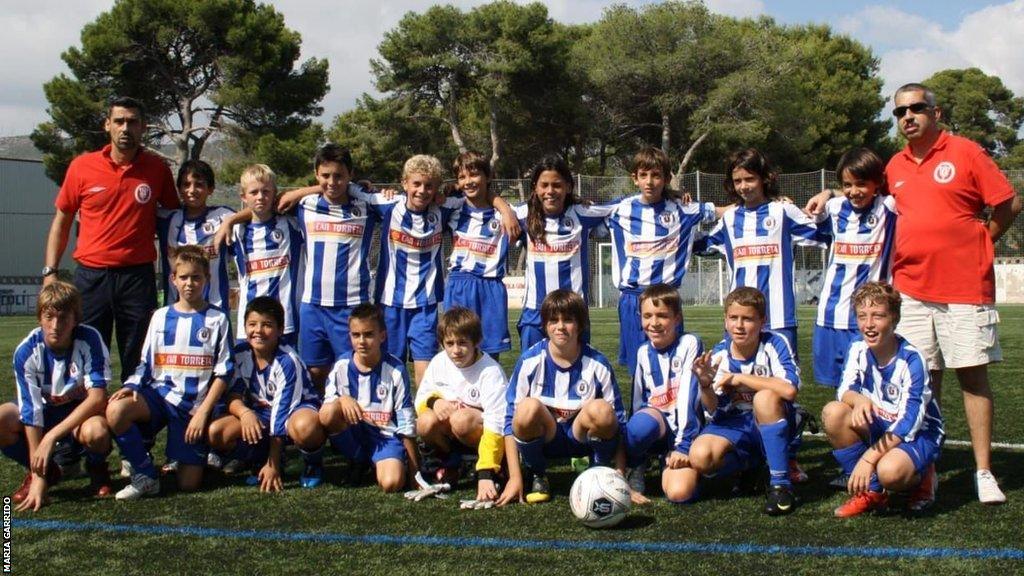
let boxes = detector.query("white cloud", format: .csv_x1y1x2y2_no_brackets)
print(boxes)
837,1,1024,107
3,1,1020,138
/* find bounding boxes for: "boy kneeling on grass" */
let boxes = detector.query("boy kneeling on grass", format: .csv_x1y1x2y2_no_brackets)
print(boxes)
319,303,420,493
208,296,326,492
107,246,233,499
415,307,509,508
1,281,113,510
823,281,944,517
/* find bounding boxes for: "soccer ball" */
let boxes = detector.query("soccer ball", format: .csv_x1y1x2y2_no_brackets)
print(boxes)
569,466,631,528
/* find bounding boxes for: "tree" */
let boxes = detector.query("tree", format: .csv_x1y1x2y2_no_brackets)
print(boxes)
924,68,1024,158
372,1,578,175
327,95,456,183
31,0,328,184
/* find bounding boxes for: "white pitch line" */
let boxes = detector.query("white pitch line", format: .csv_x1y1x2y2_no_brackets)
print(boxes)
803,431,1024,451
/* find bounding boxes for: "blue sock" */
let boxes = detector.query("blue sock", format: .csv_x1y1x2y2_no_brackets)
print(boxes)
625,412,663,468
869,473,883,493
1,437,29,468
833,443,868,476
300,447,323,466
758,419,791,487
84,449,108,465
515,436,547,475
589,435,619,468
114,425,157,479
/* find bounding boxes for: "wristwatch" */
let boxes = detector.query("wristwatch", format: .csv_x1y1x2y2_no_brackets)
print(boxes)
41,266,58,277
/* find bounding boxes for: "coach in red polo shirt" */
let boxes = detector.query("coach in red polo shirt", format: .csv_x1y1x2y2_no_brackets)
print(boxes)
887,83,1019,505
42,97,179,383
808,83,1021,505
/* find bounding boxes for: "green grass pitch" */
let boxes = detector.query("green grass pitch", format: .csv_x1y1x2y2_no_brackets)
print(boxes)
1,306,1022,575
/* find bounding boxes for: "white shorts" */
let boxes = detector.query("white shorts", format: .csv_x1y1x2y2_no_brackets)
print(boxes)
896,293,1002,371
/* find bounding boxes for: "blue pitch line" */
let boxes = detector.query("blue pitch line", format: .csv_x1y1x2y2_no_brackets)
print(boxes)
13,519,1024,561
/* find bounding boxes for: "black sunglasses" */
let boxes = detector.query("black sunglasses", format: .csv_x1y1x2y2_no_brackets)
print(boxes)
892,102,931,117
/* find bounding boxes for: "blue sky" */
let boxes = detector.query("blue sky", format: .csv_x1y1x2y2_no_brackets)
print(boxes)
0,0,1021,136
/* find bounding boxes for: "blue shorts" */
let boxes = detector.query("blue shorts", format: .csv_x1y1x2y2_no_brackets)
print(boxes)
542,419,591,459
137,387,208,467
699,411,765,469
868,420,942,476
812,325,861,387
444,272,511,354
332,422,407,464
299,302,354,368
618,290,644,370
517,308,591,353
383,304,438,361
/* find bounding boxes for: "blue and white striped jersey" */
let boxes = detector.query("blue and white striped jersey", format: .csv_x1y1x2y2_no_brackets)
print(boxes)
230,216,305,338
708,331,800,417
504,340,625,435
447,203,509,278
838,336,944,441
325,352,415,437
632,333,704,454
125,306,234,415
295,185,380,307
699,202,823,329
513,203,614,310
607,197,717,291
13,325,111,427
232,343,320,437
371,196,463,308
815,195,897,329
157,206,236,309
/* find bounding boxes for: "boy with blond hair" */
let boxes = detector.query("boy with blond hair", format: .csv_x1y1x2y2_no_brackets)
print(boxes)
229,164,304,345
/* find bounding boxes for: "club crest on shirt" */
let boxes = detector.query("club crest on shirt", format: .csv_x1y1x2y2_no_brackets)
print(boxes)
350,206,361,217
488,219,501,232
68,362,79,379
427,213,438,224
659,211,675,226
467,385,480,402
575,380,590,397
196,327,211,343
376,383,389,400
270,229,285,243
562,217,573,229
762,216,777,231
884,383,901,402
670,356,684,373
202,221,216,234
933,162,955,184
865,214,879,228
752,364,770,377
134,184,152,204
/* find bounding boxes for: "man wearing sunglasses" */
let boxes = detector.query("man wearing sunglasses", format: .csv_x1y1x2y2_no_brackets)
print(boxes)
807,82,1021,506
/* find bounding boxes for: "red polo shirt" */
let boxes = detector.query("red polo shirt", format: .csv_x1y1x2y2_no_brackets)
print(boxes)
886,132,1015,304
55,145,179,267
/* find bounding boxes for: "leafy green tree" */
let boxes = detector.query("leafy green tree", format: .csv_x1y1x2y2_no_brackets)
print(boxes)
924,68,1024,157
327,95,456,183
31,0,328,184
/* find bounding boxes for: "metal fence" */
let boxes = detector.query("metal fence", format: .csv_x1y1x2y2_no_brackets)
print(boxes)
3,156,1021,310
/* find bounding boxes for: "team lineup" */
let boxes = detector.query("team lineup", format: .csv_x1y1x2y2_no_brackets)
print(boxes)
3,83,1021,522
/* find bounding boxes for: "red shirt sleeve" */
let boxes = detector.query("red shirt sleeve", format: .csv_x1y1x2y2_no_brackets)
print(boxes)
970,149,1015,207
55,160,82,214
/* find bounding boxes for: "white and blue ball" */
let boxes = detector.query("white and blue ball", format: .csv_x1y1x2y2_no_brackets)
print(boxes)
569,466,631,528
